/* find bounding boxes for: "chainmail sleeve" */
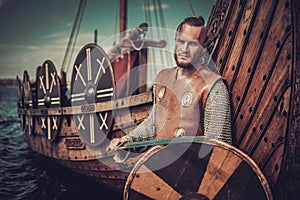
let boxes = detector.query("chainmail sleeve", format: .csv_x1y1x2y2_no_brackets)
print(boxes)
204,79,232,144
125,104,156,142
122,84,156,142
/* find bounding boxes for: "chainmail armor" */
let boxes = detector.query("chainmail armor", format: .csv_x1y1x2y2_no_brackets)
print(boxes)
124,79,232,144
126,105,156,141
125,83,157,142
204,79,232,144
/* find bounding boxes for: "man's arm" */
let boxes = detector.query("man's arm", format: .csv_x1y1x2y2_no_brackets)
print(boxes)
109,84,156,150
122,104,156,142
204,79,232,144
108,102,156,151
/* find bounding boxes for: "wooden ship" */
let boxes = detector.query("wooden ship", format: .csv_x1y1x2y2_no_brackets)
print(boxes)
16,0,299,199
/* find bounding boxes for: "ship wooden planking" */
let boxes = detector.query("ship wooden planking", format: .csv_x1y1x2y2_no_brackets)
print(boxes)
17,0,299,199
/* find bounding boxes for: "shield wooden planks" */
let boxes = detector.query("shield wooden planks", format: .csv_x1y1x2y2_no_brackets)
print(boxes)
23,71,35,135
71,43,115,146
124,140,273,200
36,61,61,141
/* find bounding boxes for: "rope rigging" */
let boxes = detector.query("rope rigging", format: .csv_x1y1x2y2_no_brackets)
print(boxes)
113,0,120,46
157,0,173,67
144,0,156,79
142,0,174,81
60,0,174,82
61,0,87,74
187,0,196,17
152,0,165,66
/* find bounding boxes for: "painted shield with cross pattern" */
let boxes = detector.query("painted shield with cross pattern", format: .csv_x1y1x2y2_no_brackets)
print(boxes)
71,43,115,146
16,75,25,130
124,140,273,200
23,71,35,135
36,60,61,141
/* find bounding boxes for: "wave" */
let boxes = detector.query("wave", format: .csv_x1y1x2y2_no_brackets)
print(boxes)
0,118,20,125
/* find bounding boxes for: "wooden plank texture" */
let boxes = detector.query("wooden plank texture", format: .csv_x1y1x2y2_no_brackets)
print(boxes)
206,0,296,192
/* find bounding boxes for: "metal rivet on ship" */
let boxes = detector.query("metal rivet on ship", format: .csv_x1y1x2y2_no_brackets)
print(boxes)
181,91,193,107
175,128,185,137
158,87,166,101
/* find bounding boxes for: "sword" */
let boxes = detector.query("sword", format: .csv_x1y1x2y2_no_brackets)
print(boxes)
120,136,210,149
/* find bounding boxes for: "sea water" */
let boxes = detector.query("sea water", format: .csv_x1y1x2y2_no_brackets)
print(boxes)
0,87,121,200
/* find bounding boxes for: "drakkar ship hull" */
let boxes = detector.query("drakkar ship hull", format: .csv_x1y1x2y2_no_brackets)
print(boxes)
17,0,300,199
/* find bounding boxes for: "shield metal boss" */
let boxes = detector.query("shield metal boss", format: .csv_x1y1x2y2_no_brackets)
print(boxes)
17,76,25,130
23,71,35,135
36,61,61,141
71,43,115,146
124,140,273,200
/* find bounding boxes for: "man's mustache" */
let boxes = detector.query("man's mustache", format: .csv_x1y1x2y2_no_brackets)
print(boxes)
177,53,191,58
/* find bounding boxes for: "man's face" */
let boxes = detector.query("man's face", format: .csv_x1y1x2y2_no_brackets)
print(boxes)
174,24,205,69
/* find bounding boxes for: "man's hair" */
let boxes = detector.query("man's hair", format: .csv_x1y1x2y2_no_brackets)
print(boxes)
176,16,206,47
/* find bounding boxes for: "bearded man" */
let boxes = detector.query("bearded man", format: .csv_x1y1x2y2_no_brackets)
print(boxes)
110,16,232,151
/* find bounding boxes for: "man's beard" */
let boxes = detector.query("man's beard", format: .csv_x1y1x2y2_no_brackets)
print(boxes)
174,53,201,69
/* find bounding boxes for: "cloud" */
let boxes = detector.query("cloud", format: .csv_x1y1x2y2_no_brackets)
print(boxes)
0,44,41,51
0,30,113,78
44,32,67,40
0,0,12,8
43,31,108,47
143,3,170,11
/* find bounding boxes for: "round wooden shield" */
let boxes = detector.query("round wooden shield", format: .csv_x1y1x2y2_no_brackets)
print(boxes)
71,43,115,146
16,75,25,130
36,61,61,141
23,71,35,135
124,140,273,200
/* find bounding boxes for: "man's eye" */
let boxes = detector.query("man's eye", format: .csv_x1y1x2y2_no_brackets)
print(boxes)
177,39,184,44
190,42,199,47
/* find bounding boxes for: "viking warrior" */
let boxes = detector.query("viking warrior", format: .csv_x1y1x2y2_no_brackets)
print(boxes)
109,16,232,151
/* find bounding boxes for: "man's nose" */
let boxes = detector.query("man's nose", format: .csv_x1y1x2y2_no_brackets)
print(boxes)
182,42,189,52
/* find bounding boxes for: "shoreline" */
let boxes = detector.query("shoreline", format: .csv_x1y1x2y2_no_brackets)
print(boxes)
0,78,18,88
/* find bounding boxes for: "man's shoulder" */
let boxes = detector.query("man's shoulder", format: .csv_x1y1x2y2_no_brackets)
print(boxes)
156,67,177,78
159,66,176,73
194,67,222,82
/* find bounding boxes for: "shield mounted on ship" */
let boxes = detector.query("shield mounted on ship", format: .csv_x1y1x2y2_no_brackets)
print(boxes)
71,43,115,146
36,60,62,141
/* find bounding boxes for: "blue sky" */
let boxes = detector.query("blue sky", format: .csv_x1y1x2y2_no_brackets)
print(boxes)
0,0,215,79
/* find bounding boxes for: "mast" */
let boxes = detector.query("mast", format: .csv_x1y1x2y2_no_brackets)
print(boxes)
94,29,98,44
120,0,127,40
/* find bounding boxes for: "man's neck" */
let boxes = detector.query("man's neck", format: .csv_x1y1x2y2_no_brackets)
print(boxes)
175,64,202,80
